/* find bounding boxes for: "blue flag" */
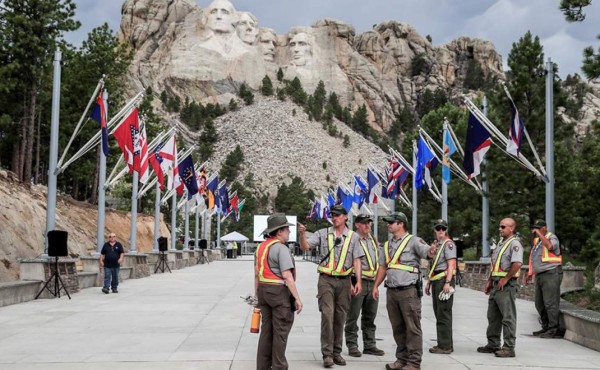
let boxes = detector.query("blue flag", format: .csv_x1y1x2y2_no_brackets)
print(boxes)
507,100,524,156
353,175,367,208
416,136,438,190
463,113,491,179
366,168,379,204
206,175,219,209
218,182,230,214
177,155,198,199
442,130,457,184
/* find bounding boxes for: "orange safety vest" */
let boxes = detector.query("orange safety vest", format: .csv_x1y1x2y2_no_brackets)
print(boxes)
317,229,355,276
528,232,562,276
383,234,420,273
428,239,456,281
491,236,519,278
256,238,293,285
359,235,379,278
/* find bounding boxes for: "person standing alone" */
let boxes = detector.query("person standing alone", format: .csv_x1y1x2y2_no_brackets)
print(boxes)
100,233,124,294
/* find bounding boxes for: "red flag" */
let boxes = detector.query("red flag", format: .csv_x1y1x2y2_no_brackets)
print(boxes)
113,108,139,173
136,126,149,184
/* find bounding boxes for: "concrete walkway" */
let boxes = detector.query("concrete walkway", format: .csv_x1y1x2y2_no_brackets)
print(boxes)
1,256,599,370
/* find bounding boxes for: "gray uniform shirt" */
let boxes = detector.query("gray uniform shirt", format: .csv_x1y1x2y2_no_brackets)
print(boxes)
379,233,430,287
357,234,379,281
491,236,523,277
531,233,561,274
307,226,365,271
255,242,295,279
431,239,457,272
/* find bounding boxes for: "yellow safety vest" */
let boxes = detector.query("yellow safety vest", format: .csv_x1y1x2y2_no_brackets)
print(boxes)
359,235,379,278
534,232,562,263
491,236,519,278
384,234,420,273
428,239,456,281
317,229,355,276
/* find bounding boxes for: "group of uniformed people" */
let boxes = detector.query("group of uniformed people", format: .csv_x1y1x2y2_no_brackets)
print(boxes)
254,208,562,370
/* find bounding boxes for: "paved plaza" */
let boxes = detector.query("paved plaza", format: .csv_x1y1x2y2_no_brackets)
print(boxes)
1,256,599,369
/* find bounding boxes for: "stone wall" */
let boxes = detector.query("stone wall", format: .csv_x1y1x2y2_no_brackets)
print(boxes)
19,258,80,299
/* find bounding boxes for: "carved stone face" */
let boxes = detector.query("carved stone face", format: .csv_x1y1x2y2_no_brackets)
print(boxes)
259,30,277,61
289,32,312,66
206,0,235,34
236,12,258,45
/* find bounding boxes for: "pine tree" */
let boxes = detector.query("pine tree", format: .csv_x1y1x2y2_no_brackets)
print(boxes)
260,75,274,96
352,104,370,137
229,98,238,111
238,82,254,105
276,67,284,82
199,120,218,161
219,145,245,182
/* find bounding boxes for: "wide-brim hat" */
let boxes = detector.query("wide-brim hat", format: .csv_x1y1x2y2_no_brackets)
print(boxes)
261,213,294,235
382,212,408,224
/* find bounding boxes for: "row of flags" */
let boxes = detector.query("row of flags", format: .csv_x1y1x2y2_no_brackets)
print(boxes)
89,90,245,222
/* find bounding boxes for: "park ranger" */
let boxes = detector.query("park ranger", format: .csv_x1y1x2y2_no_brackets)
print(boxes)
299,204,364,368
372,212,434,370
345,214,385,358
526,219,562,338
477,217,523,358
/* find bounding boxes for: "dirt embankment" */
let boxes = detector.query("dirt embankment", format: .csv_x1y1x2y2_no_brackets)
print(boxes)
0,170,170,282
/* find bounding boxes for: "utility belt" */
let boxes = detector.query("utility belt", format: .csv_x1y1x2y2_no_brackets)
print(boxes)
535,265,563,275
387,284,416,291
319,273,350,280
492,277,518,285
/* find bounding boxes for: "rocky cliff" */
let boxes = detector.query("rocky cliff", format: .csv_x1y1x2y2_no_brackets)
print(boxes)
118,0,505,131
0,170,171,282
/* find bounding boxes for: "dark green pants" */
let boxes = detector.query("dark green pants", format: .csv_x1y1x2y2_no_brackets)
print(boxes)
386,287,423,369
344,279,378,350
486,279,518,349
431,278,454,350
535,266,563,331
256,284,295,370
317,274,351,357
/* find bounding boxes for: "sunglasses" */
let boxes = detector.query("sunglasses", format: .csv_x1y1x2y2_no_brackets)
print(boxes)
434,226,447,232
499,225,507,229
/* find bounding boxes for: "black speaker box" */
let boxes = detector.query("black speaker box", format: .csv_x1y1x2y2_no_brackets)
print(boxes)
157,237,168,252
47,230,68,257
199,239,208,249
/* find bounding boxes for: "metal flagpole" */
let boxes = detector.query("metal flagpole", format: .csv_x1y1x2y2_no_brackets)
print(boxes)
171,192,177,251
44,49,62,256
412,140,418,235
184,192,190,250
374,202,379,241
194,198,200,250
217,208,222,249
96,89,108,254
153,181,161,251
482,96,491,258
442,119,449,221
129,171,139,253
202,210,208,239
545,58,555,231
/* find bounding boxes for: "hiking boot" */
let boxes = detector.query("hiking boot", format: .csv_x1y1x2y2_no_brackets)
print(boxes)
429,346,453,354
385,360,406,370
112,289,118,293
323,356,334,368
348,347,362,357
477,344,501,353
495,348,515,357
101,287,109,294
333,354,346,365
363,347,385,356
539,330,558,339
401,366,420,370
532,328,547,336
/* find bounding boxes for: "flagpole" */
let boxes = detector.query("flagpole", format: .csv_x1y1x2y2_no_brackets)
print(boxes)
96,88,108,253
442,119,449,221
129,171,139,253
44,49,62,256
153,181,161,251
374,202,379,242
194,198,200,250
482,96,491,258
171,192,177,251
202,209,208,240
217,208,222,250
545,58,555,231
412,140,418,235
184,192,190,250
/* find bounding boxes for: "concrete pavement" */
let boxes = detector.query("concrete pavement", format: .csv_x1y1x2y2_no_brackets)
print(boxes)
0,256,599,369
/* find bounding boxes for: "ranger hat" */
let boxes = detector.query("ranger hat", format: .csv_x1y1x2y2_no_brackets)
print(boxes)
434,219,448,229
261,213,294,235
330,204,348,215
355,214,373,224
382,212,408,224
532,219,547,229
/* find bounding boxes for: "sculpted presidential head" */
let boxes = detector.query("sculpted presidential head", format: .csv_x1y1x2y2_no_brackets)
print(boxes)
205,0,236,34
259,28,277,61
289,32,313,67
236,11,258,45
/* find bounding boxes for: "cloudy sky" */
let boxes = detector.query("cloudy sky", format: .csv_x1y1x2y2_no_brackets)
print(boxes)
67,0,599,78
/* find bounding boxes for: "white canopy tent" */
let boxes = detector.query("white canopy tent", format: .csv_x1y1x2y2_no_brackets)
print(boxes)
221,231,250,256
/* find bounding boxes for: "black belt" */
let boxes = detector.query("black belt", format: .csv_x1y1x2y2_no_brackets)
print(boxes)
320,273,349,279
492,277,518,283
433,270,446,275
387,284,416,290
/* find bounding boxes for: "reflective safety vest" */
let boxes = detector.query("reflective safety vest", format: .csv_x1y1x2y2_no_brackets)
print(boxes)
491,236,519,278
528,232,562,276
359,235,379,278
428,239,456,281
256,238,291,285
384,234,420,273
317,229,355,276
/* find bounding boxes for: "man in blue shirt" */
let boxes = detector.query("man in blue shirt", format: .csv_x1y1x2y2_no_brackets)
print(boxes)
100,233,125,294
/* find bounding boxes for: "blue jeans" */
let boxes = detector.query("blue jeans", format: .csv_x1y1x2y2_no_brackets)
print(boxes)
104,267,120,290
